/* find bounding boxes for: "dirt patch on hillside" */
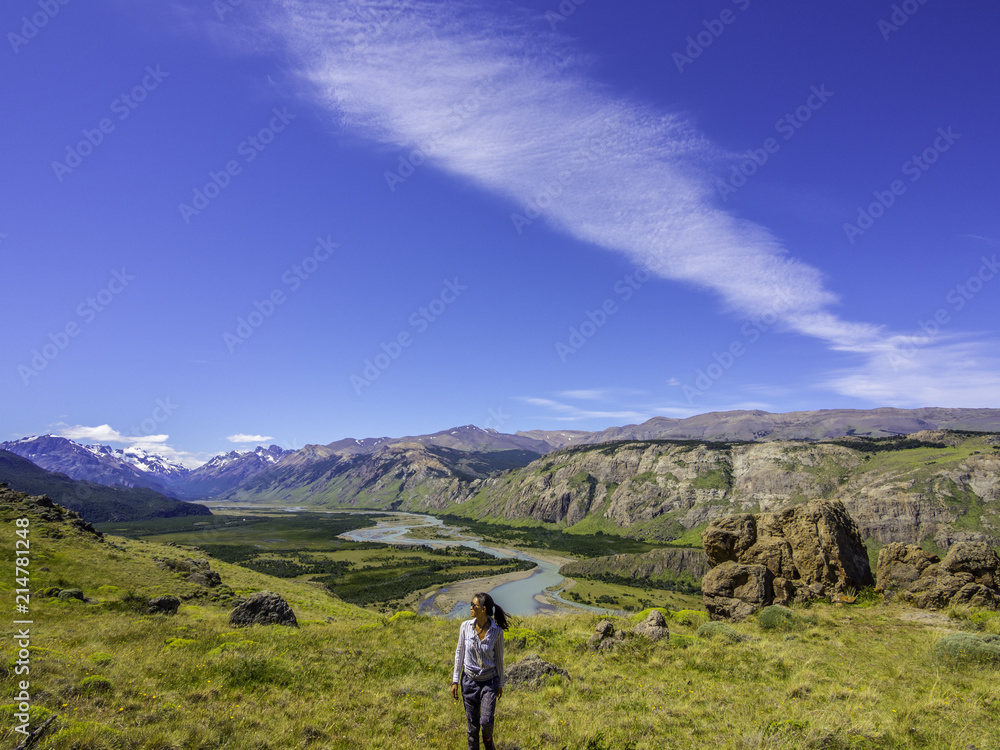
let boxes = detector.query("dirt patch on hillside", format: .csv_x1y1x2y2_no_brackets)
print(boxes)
897,610,959,630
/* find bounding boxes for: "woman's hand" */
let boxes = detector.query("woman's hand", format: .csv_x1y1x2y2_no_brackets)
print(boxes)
451,682,459,700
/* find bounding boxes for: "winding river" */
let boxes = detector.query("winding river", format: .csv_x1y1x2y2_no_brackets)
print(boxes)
340,512,610,617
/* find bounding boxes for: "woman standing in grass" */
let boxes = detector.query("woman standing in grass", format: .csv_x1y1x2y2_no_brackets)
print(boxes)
451,592,509,750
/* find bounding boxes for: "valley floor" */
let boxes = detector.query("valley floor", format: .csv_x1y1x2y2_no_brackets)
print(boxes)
420,547,579,615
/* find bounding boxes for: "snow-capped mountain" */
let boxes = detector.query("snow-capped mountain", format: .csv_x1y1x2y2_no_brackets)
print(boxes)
198,444,286,471
0,436,293,500
1,435,176,496
83,443,189,480
172,444,290,498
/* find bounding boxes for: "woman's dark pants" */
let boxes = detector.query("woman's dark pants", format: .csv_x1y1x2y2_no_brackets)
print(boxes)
461,673,499,750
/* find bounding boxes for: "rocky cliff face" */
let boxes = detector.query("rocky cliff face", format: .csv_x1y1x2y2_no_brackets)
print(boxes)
456,433,1000,547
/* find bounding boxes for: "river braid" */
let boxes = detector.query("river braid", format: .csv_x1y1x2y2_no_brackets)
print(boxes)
474,592,509,631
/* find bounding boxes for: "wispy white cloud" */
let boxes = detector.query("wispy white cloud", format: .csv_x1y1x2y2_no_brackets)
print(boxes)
520,393,783,424
56,423,167,445
557,388,645,401
825,339,1000,406
515,396,646,422
226,433,275,443
245,0,998,405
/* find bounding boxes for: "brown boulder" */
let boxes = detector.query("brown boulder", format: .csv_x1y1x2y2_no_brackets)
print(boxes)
876,542,1000,611
187,570,222,588
702,514,756,566
772,577,795,606
701,500,873,619
229,591,298,628
741,538,797,580
632,609,669,642
506,654,570,688
875,543,939,592
147,595,180,615
587,619,624,651
940,543,998,588
951,583,1000,609
761,501,873,592
702,562,773,621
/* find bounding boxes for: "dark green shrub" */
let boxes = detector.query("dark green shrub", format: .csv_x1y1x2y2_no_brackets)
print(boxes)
934,633,1000,665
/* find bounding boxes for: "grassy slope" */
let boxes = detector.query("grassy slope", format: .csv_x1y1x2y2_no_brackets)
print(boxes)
5,493,1000,749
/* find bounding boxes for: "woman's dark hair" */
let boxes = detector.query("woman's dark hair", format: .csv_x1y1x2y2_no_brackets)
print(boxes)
473,592,509,631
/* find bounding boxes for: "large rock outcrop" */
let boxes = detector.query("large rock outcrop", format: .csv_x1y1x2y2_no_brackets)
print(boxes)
701,563,773,621
229,591,299,628
701,500,874,620
876,542,1000,610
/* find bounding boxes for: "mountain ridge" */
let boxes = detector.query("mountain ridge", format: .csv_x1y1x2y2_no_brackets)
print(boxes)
5,408,1000,526
0,449,211,522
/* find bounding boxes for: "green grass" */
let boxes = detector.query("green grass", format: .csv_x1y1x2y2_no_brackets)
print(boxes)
558,577,700,612
5,594,1000,749
6,491,1000,749
665,524,708,549
691,468,732,491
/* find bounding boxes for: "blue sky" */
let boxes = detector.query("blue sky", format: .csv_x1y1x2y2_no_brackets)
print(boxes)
2,0,998,466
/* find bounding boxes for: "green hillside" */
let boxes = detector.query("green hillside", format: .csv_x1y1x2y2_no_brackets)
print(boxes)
3,487,1000,748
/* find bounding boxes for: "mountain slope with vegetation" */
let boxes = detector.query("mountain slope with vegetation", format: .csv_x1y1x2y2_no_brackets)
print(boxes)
4,486,1000,750
0,450,211,522
453,432,1000,550
222,442,535,510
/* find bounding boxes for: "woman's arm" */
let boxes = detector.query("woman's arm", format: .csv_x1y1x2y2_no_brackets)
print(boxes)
495,628,504,698
451,621,467,696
